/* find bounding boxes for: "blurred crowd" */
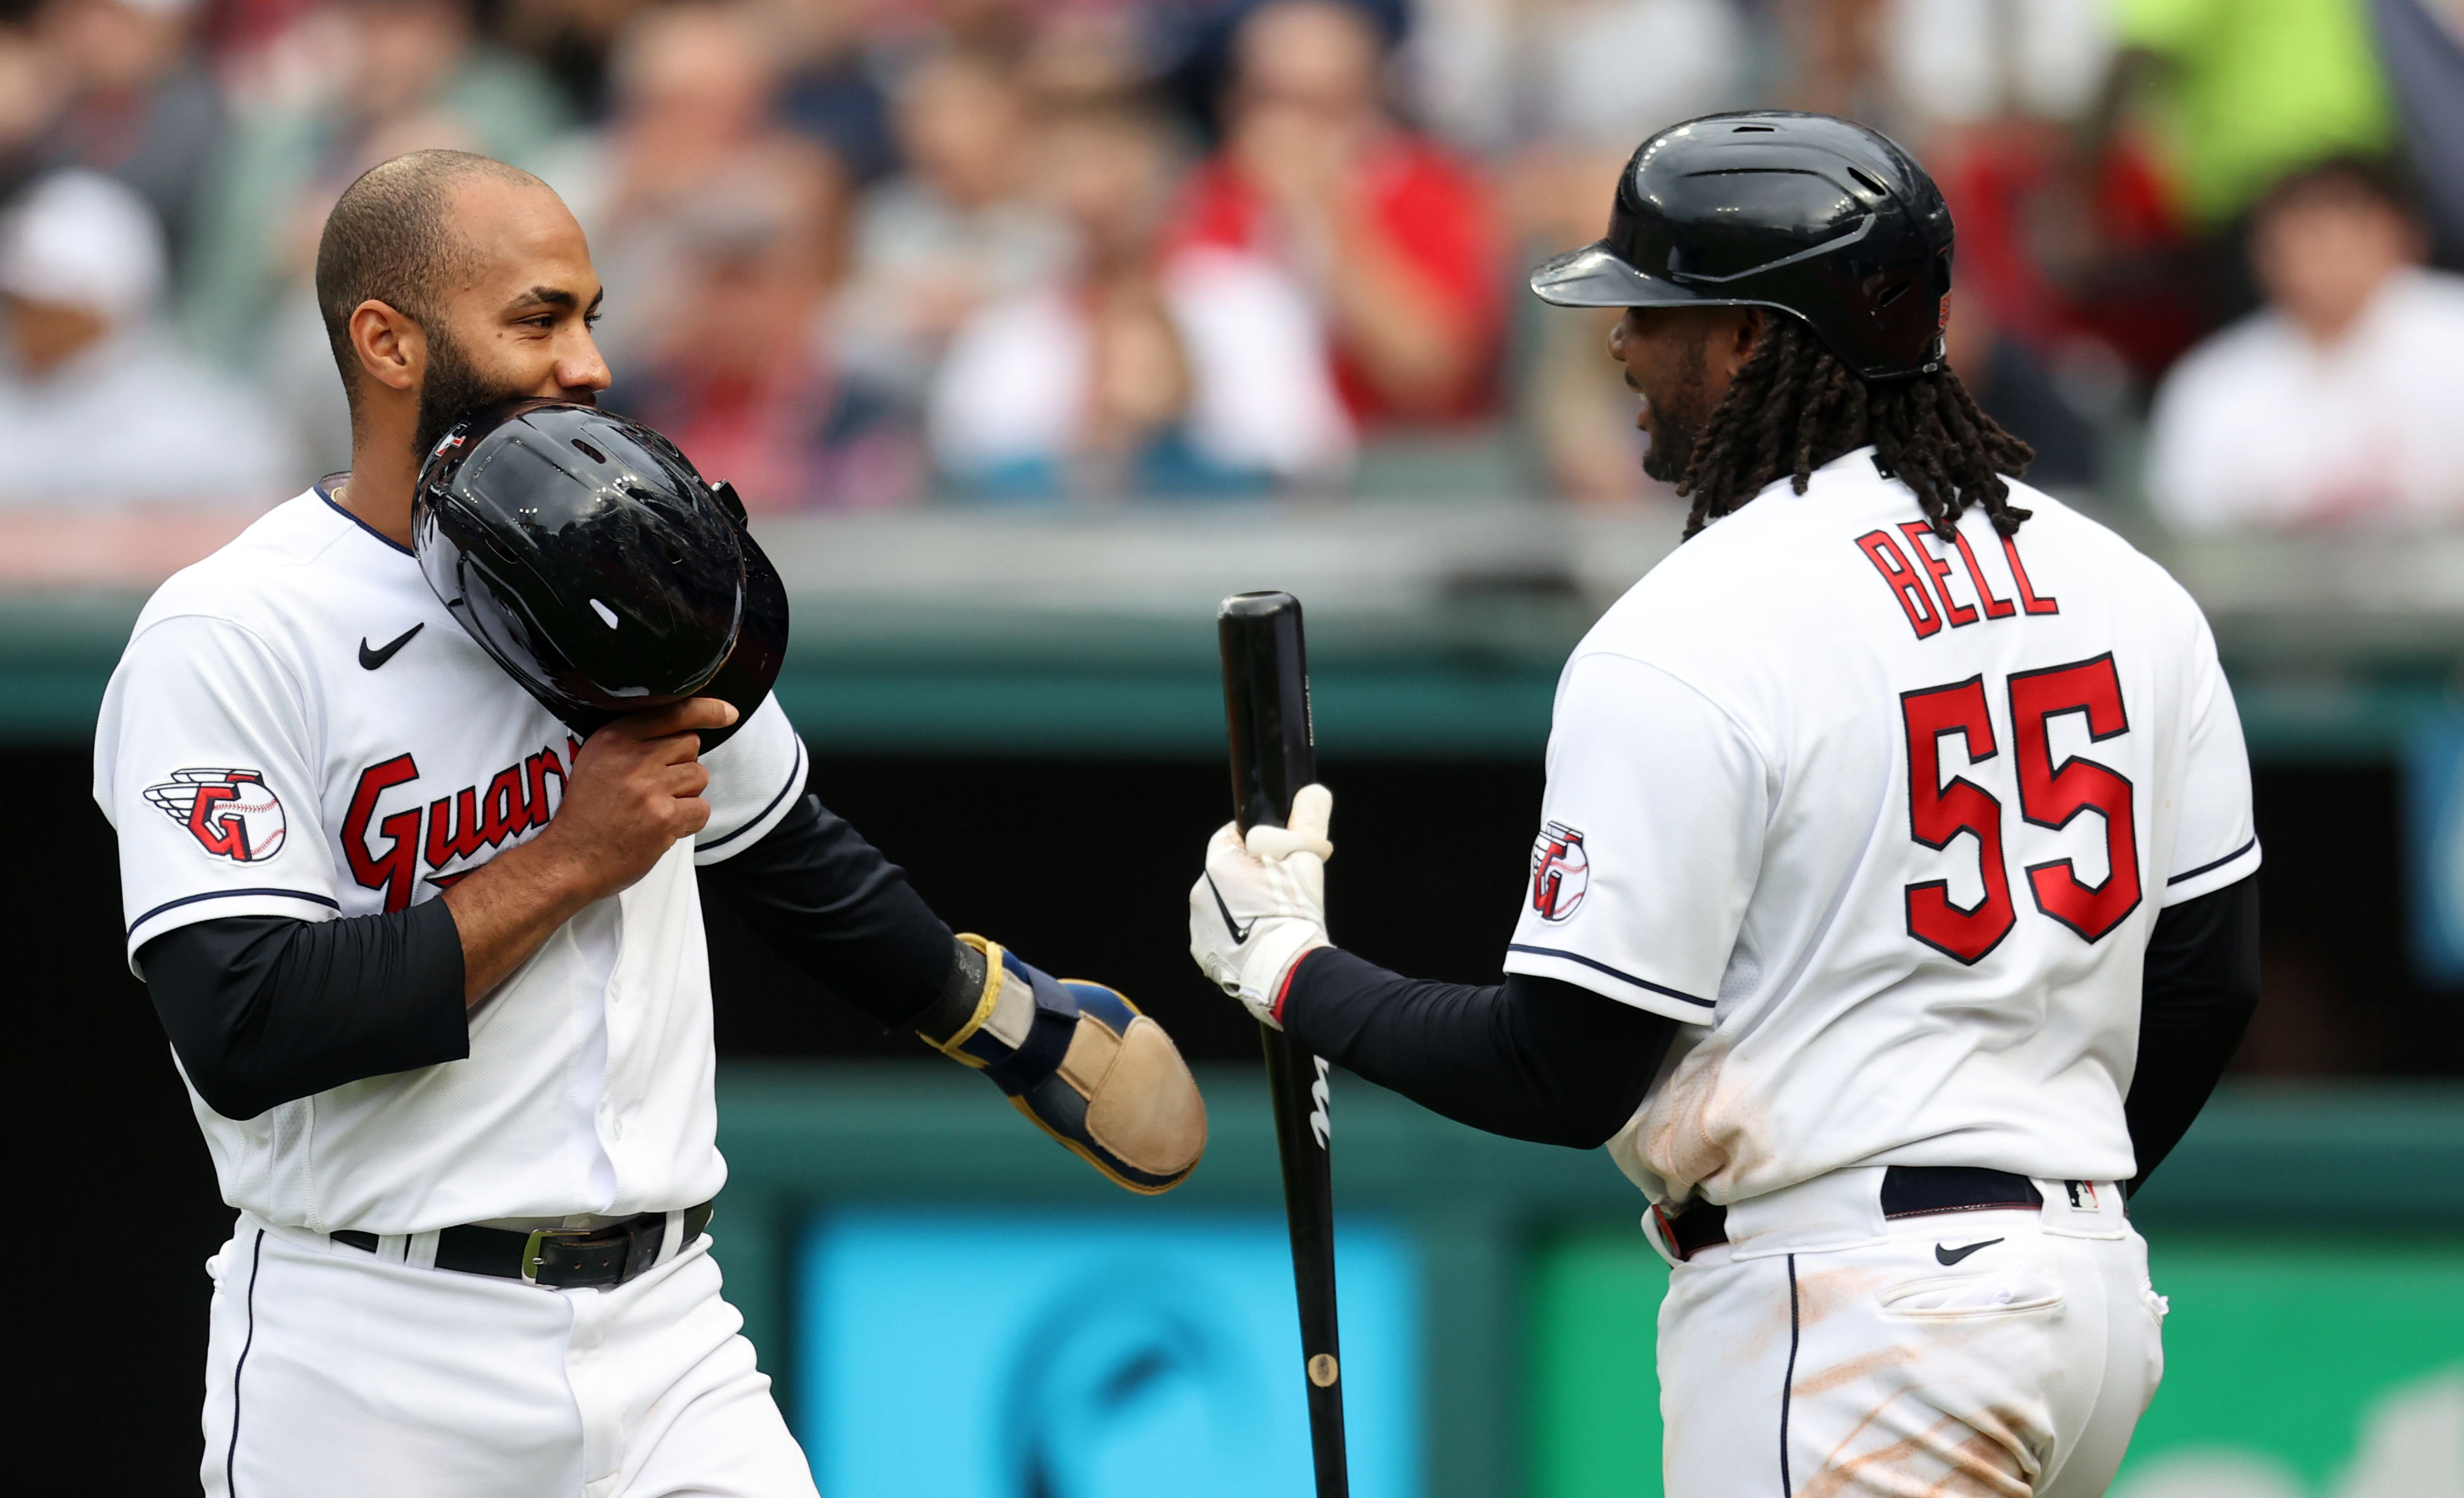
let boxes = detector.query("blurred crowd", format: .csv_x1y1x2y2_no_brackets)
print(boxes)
1,0,2461,524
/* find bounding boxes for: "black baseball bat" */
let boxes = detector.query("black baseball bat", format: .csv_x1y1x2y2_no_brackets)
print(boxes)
1217,590,1348,1498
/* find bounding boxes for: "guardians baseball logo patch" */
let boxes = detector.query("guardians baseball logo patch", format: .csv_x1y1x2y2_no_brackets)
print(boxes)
1530,821,1589,922
145,768,287,863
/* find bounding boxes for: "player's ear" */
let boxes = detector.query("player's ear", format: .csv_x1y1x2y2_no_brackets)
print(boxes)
1709,306,1765,387
349,299,423,394
1732,306,1766,363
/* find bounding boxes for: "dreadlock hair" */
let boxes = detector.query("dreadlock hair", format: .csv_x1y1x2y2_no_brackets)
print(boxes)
1674,316,2036,542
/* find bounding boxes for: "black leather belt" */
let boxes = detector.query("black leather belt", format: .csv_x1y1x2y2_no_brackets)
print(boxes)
333,1201,714,1289
1655,1166,2050,1262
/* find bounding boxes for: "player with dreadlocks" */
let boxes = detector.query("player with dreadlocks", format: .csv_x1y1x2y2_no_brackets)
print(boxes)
1670,313,2038,540
1187,112,2261,1495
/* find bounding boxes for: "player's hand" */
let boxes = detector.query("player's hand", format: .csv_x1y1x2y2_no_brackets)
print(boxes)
543,697,737,903
1187,783,1334,1027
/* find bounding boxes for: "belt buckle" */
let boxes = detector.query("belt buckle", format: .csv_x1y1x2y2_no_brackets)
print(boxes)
520,1227,596,1286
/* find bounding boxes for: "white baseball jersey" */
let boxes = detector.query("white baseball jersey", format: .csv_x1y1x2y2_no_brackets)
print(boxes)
1502,448,2258,1207
93,486,808,1235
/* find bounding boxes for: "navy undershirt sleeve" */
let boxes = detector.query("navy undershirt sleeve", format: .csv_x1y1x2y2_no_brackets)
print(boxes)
138,900,468,1122
138,792,963,1123
697,791,960,1031
1282,871,2256,1172
1282,946,1681,1148
2125,873,2261,1192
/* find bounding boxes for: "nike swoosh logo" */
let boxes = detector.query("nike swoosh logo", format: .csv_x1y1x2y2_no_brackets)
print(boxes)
1205,874,1255,943
358,623,424,671
1935,1237,2003,1266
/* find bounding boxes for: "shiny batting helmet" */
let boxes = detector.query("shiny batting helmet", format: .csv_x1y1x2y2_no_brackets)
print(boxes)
413,399,787,751
1530,110,1954,380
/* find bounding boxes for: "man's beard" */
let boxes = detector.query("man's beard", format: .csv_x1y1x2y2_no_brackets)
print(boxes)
1639,337,1717,484
410,323,560,465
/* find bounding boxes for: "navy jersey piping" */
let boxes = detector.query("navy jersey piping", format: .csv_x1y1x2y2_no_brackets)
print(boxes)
2165,837,2258,887
131,886,341,936
1779,1253,1800,1494
226,1227,266,1496
318,481,415,559
1506,944,1715,1008
698,734,808,856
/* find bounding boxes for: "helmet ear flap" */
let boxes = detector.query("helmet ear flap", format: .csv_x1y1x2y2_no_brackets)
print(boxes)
692,527,788,752
686,477,777,751
1922,246,1954,372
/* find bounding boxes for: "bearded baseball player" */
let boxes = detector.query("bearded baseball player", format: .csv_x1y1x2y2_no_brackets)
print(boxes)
1193,112,2261,1496
94,148,1206,1498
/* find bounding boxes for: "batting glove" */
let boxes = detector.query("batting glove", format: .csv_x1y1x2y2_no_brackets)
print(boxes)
1188,783,1334,1028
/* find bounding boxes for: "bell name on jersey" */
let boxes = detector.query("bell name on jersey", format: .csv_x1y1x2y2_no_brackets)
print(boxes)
1500,449,2259,1207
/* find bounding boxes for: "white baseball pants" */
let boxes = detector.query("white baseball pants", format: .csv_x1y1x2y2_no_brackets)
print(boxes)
1658,1170,2166,1497
200,1217,818,1498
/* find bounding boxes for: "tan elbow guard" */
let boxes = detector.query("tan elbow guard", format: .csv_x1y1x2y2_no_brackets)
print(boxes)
932,934,1207,1193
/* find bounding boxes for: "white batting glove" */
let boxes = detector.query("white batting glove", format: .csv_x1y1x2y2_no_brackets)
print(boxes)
1188,784,1334,1028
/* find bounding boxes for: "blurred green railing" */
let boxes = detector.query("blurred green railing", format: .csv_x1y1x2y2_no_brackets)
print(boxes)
14,508,2464,758
710,1064,2464,1498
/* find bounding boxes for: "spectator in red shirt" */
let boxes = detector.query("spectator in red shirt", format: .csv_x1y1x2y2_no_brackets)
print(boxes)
1171,0,1504,429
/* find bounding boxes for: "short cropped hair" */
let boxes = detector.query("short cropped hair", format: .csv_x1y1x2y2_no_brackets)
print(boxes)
2252,155,2420,228
314,149,541,410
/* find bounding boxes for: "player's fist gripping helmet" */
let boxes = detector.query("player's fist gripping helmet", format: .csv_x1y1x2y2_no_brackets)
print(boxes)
1530,110,1954,380
413,399,787,749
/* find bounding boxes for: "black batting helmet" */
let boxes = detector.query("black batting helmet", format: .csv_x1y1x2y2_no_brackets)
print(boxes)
1530,111,1954,380
413,399,788,750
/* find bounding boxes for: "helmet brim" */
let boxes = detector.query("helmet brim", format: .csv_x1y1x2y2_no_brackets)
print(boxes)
1529,238,1943,378
1528,242,1723,309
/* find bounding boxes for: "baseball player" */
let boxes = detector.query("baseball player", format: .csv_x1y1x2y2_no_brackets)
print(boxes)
93,148,1205,1498
1192,112,2261,1496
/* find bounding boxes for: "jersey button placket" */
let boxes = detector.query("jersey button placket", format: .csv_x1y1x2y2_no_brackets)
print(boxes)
598,912,628,1162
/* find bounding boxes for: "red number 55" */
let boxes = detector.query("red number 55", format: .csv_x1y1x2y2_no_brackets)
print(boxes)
1900,654,2141,964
